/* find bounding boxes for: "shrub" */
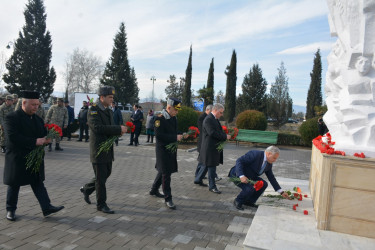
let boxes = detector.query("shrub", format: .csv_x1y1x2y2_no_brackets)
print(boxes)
299,117,319,147
277,133,305,146
236,110,267,131
176,106,199,132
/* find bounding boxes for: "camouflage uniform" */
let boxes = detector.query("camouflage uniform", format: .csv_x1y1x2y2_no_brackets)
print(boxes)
45,102,68,150
0,96,15,152
36,105,46,120
11,94,18,111
14,99,22,111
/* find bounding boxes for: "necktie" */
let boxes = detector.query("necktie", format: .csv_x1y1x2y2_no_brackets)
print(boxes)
259,161,267,175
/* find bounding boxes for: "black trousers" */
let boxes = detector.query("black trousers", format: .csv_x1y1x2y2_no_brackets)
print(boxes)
82,162,112,208
151,171,172,202
130,124,142,145
63,124,72,139
6,181,51,212
79,123,89,140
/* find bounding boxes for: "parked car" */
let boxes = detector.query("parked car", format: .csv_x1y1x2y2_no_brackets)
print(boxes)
287,118,298,123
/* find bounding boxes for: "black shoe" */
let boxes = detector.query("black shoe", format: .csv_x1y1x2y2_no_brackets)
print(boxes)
97,204,114,214
128,143,133,146
233,199,244,210
1,147,6,153
43,205,64,217
209,188,221,194
194,181,208,187
149,190,165,198
6,211,16,221
243,201,259,208
85,140,89,142
48,144,52,152
165,200,176,210
215,177,222,182
55,144,63,151
80,187,91,204
77,139,82,142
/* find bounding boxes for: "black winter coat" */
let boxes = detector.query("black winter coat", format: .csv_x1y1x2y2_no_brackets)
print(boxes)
154,111,178,174
199,113,227,167
197,112,207,153
88,101,122,164
3,109,47,186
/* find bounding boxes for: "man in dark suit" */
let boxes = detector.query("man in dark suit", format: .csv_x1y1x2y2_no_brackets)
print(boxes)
228,146,289,210
150,98,183,209
77,101,89,142
63,100,74,141
129,104,143,146
80,86,127,214
3,90,64,221
197,103,231,194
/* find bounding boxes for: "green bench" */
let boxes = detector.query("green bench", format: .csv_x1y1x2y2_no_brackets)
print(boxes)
235,129,278,146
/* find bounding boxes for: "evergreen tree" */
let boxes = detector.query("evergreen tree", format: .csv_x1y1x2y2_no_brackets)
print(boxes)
206,58,214,106
268,62,293,128
3,0,56,100
182,45,192,107
306,49,322,119
224,50,237,123
215,90,225,105
165,75,184,100
237,63,267,114
101,22,138,105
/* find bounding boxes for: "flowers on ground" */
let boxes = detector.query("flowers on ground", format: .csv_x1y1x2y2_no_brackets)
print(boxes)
125,121,135,133
228,177,264,191
25,124,63,173
165,126,200,153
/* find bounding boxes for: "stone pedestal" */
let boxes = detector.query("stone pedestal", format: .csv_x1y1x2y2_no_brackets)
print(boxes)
309,145,375,238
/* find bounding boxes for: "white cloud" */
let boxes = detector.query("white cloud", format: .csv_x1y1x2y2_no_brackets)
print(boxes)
277,42,333,55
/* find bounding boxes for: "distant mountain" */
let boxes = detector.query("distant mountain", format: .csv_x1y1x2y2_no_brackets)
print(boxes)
293,105,306,114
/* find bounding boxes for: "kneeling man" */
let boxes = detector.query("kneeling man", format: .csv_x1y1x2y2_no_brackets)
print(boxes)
228,146,289,210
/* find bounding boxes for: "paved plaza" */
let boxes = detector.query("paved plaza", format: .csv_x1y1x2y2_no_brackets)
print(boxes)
0,135,312,249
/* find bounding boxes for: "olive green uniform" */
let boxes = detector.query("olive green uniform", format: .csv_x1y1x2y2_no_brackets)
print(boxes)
0,103,15,147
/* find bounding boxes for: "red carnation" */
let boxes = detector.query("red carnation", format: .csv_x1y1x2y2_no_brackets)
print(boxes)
304,210,308,215
253,180,264,191
222,125,229,134
304,194,308,198
293,205,297,210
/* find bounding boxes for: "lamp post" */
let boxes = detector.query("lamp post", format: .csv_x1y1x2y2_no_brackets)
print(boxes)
150,76,156,110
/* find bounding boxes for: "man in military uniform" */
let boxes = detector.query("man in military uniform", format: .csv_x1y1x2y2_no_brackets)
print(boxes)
0,95,14,153
45,98,68,151
150,98,183,210
12,94,20,111
3,90,64,221
80,86,127,214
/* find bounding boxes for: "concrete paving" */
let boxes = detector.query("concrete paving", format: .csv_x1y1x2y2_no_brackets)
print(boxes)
0,135,312,249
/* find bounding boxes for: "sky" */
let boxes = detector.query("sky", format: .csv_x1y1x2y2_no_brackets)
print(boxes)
0,0,336,108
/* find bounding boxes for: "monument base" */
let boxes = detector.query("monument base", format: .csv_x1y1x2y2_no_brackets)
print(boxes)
310,145,375,239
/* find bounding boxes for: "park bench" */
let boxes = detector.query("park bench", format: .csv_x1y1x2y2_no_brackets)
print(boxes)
235,129,278,146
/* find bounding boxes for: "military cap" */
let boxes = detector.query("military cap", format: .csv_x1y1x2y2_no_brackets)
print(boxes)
12,94,18,99
167,97,182,110
57,97,64,102
20,90,40,99
6,95,14,100
64,100,69,103
98,86,115,96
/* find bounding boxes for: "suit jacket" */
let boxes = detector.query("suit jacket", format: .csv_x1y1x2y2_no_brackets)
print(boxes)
88,101,122,164
228,150,281,191
199,113,227,167
3,109,47,186
197,112,207,153
131,110,143,126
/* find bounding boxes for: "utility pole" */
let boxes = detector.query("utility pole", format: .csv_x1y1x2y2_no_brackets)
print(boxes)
150,76,156,110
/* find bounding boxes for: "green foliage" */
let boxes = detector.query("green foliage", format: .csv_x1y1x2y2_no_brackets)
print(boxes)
206,58,214,107
3,0,56,101
299,117,320,147
176,106,199,132
165,75,184,100
277,133,305,146
182,45,192,107
101,22,139,105
224,50,237,123
306,49,322,119
267,62,293,128
236,110,267,131
314,105,327,117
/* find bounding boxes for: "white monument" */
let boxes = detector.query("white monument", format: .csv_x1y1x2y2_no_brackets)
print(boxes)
324,0,375,157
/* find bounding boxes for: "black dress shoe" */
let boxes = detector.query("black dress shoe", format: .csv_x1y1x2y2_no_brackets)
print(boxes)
128,143,133,146
233,199,244,210
194,181,208,187
209,188,222,194
97,204,114,214
149,189,165,198
6,211,16,221
1,147,6,153
77,139,82,142
43,205,64,217
243,202,259,208
165,200,176,210
80,187,91,204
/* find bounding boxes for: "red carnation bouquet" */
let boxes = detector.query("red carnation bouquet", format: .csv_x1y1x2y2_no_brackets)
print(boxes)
165,126,200,153
216,126,239,152
228,127,239,140
229,177,264,191
25,124,63,173
125,121,135,133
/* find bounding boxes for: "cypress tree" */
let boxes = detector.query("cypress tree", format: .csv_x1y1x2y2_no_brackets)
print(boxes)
268,62,293,128
306,49,322,119
206,58,214,106
224,50,237,123
182,45,192,107
3,0,56,100
101,22,138,105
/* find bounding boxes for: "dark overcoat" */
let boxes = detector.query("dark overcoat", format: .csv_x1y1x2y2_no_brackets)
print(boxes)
197,112,207,153
199,113,227,167
154,111,178,174
88,101,122,164
3,109,47,186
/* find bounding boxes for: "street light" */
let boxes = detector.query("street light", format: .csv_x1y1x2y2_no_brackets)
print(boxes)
150,76,156,110
6,41,13,49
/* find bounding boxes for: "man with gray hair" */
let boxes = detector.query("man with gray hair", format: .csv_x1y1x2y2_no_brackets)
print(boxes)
228,146,289,210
